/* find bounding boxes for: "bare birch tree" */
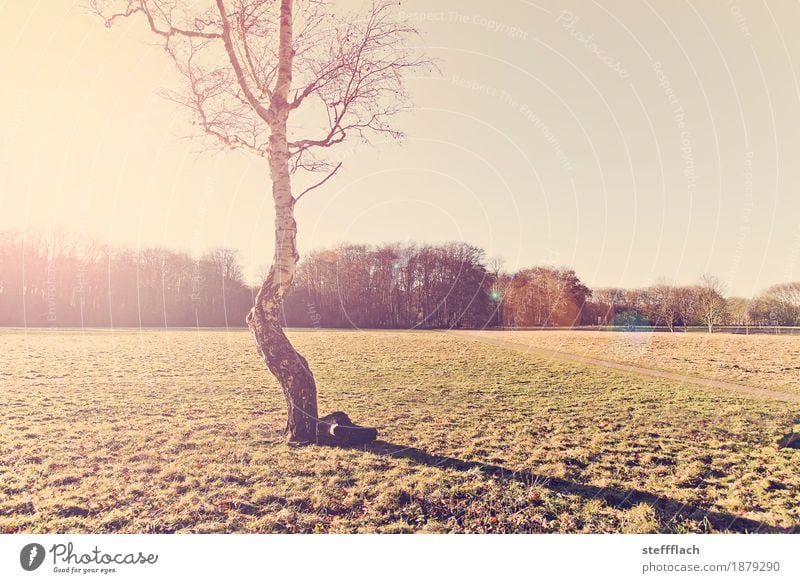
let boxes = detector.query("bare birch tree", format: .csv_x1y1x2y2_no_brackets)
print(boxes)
697,273,726,334
725,297,752,334
91,0,427,444
675,286,700,332
648,280,678,332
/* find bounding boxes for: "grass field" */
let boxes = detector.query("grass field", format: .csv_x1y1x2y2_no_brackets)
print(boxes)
1,328,798,534
459,329,800,396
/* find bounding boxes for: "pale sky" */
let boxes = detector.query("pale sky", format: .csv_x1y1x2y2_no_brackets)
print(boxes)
2,0,800,296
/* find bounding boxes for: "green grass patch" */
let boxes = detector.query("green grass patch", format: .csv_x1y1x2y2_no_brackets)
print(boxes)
0,329,797,533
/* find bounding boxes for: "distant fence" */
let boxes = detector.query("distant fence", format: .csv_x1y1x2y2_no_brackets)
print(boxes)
493,325,800,335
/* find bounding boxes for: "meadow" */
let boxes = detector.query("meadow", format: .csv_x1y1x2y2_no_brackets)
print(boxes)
455,329,800,396
0,328,798,534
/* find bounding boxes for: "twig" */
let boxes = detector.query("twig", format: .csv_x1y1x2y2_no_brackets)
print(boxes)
294,162,343,202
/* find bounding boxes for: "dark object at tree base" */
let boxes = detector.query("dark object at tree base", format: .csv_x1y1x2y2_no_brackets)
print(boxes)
316,411,378,447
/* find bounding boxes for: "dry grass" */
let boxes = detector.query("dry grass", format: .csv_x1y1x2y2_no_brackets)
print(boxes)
0,328,798,534
470,330,800,395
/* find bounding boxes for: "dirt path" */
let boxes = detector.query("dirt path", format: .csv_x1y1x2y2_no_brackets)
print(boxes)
446,330,800,404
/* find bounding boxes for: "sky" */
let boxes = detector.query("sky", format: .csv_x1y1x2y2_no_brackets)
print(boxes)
1,0,800,296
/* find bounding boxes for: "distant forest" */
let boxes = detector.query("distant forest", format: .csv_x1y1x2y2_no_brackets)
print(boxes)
1,231,799,330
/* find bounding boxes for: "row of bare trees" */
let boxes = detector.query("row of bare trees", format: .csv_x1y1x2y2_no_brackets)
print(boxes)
0,231,588,330
586,275,800,332
585,275,727,332
282,242,494,329
3,230,799,332
729,282,800,329
0,231,249,327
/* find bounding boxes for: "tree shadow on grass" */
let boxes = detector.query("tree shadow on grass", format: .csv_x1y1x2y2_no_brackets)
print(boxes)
360,440,796,534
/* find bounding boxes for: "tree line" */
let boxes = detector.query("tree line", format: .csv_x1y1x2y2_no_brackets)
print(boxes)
588,276,800,332
0,231,249,327
2,230,799,331
282,242,494,328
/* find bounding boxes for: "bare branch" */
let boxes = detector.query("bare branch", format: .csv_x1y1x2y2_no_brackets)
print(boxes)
214,0,275,125
284,0,431,156
294,161,342,203
271,0,294,105
91,0,222,39
92,0,429,181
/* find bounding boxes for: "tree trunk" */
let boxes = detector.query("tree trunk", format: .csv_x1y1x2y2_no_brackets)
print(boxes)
246,0,376,446
247,116,319,443
245,0,317,443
